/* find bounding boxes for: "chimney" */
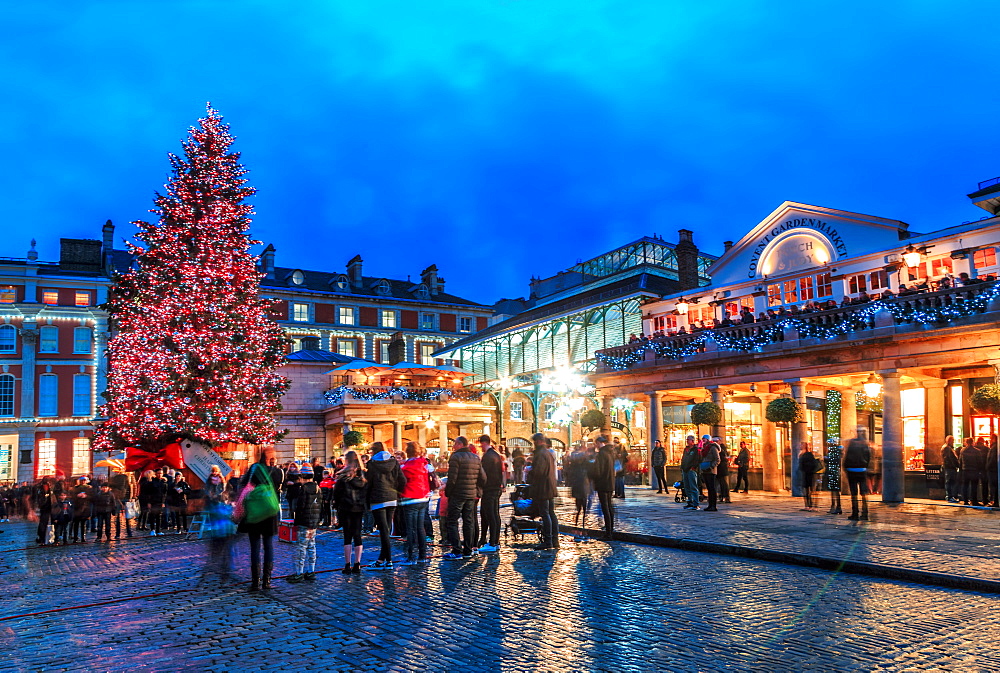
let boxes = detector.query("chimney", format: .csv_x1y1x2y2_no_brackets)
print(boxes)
675,228,700,290
388,332,407,365
420,264,441,296
261,244,276,279
102,220,115,252
723,240,733,252
347,255,363,290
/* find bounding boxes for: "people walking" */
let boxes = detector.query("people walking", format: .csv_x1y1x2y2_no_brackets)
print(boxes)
478,435,504,553
715,436,732,503
286,464,321,583
443,436,486,559
237,451,282,592
145,469,168,536
962,438,985,506
699,435,720,512
941,436,960,503
613,439,628,499
92,483,118,542
51,491,73,546
681,436,701,511
844,432,871,521
651,440,667,494
400,442,433,565
825,440,843,514
33,480,54,545
987,435,998,508
591,436,616,539
734,441,751,493
365,442,407,570
108,470,135,539
526,432,560,550
71,476,93,542
798,443,818,510
333,450,367,574
566,443,593,526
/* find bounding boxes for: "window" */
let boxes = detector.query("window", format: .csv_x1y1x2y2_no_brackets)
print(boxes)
869,270,888,291
39,374,57,417
974,248,997,269
379,341,390,363
724,302,739,318
39,326,58,353
339,307,356,325
459,316,473,333
72,374,91,416
783,280,797,304
0,286,14,303
798,276,815,301
291,270,305,285
0,325,14,353
381,310,396,328
929,257,952,278
419,343,436,365
420,313,435,330
294,438,311,462
337,339,357,358
296,336,320,351
72,437,91,476
510,401,523,420
415,285,429,299
0,375,13,416
42,290,59,305
74,291,92,307
767,284,781,306
335,276,349,291
816,273,833,297
376,280,391,296
635,408,646,429
73,327,92,354
848,274,867,294
37,439,56,477
544,403,556,420
292,303,309,322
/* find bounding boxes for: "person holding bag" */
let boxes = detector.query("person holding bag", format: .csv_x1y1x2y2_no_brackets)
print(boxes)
236,450,282,592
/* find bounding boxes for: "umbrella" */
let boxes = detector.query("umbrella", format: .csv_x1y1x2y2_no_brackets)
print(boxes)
386,362,437,377
325,360,390,377
94,458,127,473
425,364,473,378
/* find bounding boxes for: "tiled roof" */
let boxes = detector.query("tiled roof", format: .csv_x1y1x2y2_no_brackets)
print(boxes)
284,349,365,363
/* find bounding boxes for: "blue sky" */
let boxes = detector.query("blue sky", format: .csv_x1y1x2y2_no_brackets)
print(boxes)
3,1,998,304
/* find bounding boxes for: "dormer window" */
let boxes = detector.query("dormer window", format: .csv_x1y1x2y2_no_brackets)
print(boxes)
291,270,305,285
376,280,391,296
415,284,429,299
334,275,349,292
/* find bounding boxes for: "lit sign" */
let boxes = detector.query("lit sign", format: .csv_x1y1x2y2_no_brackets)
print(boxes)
748,218,848,278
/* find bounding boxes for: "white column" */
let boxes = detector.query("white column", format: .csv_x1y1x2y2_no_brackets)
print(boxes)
881,371,904,503
788,380,806,497
393,421,403,451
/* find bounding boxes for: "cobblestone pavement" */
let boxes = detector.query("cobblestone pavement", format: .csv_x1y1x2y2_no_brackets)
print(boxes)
3,515,1000,672
557,487,1000,583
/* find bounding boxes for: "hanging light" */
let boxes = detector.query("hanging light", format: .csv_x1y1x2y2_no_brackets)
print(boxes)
423,416,436,429
902,244,924,268
675,298,690,315
862,373,882,398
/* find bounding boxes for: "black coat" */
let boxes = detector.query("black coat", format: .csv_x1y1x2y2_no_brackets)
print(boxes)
333,471,368,513
961,446,985,474
843,439,871,470
526,446,558,500
366,455,406,505
481,448,505,495
293,481,322,528
167,481,191,508
446,448,486,501
591,445,616,492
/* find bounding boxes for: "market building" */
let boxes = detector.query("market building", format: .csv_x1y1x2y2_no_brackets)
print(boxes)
593,190,1000,500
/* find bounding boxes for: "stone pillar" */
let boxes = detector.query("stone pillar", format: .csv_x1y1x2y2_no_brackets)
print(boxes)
439,421,450,452
342,422,352,434
393,421,403,451
648,392,663,490
923,380,947,465
788,380,806,496
758,393,781,492
840,388,858,445
709,386,726,440
417,425,427,447
881,371,904,503
16,425,36,482
601,396,612,434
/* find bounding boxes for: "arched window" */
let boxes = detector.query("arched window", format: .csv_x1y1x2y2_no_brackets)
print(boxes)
38,374,58,416
377,280,391,296
0,375,14,416
0,325,15,353
291,270,305,285
415,284,429,299
334,275,349,291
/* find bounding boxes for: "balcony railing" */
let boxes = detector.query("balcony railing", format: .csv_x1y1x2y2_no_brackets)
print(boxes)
596,281,1000,371
324,385,487,405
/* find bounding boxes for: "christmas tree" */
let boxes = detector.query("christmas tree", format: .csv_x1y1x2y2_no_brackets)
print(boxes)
94,106,290,453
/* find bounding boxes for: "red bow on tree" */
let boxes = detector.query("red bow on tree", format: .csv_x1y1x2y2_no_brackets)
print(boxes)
125,442,186,473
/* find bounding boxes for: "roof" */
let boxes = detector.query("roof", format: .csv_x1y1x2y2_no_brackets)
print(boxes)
436,272,680,354
284,349,363,363
261,266,489,308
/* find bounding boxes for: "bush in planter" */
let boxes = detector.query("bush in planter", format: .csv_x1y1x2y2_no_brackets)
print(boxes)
970,384,1000,416
690,401,722,427
765,397,804,424
343,430,365,448
580,409,606,432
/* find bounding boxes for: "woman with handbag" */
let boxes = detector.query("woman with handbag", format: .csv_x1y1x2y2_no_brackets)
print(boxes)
237,450,282,592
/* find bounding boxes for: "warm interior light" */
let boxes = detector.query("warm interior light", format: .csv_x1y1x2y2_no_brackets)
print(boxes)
675,299,689,315
902,245,922,268
862,373,882,398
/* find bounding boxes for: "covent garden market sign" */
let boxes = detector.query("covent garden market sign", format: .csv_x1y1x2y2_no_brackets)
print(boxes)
747,218,850,278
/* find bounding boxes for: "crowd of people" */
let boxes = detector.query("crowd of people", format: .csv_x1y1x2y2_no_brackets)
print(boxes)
941,434,1000,507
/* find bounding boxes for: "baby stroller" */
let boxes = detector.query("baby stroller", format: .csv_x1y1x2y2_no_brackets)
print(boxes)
505,483,542,542
673,481,685,504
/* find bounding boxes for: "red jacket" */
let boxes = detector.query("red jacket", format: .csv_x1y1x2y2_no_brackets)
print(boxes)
400,457,431,502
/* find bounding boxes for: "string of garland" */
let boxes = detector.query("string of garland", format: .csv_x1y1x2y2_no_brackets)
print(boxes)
325,386,481,404
597,283,1000,371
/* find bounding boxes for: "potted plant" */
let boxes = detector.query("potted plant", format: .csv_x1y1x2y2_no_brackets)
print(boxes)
342,430,364,448
690,401,722,427
970,384,1000,416
580,409,606,433
765,397,804,424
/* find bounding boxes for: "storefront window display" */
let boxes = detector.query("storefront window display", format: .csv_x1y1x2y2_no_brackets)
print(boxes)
723,401,761,468
949,384,965,446
901,388,926,470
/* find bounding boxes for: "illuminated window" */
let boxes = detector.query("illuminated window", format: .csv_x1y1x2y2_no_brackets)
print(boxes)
0,375,14,416
0,286,15,303
74,292,92,307
510,401,523,420
949,385,965,445
294,438,311,462
783,280,797,304
292,303,309,322
337,339,357,358
381,310,396,328
379,341,390,363
459,317,473,333
635,408,646,428
929,257,952,278
291,270,305,285
870,270,888,291
848,274,867,294
798,276,815,301
42,290,59,305
420,313,435,330
73,327,92,354
72,437,91,476
339,307,355,325
72,374,91,416
38,374,57,416
419,343,436,364
37,439,56,477
767,284,781,306
0,325,15,353
335,276,349,291
974,248,997,269
816,273,833,297
724,302,739,318
544,403,556,420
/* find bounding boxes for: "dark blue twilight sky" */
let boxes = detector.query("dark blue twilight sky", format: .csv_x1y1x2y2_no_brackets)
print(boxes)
3,1,999,304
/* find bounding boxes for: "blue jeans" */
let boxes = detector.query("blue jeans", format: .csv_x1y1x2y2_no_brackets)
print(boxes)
684,469,700,507
614,475,625,497
403,503,429,560
944,468,959,500
535,498,558,548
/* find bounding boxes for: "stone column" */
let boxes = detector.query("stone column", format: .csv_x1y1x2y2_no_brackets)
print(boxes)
601,396,612,434
648,391,663,490
923,380,947,465
709,386,726,440
16,426,36,482
840,387,858,445
787,380,806,496
393,421,403,451
439,421,450,452
881,371,904,503
758,393,781,492
417,425,427,447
